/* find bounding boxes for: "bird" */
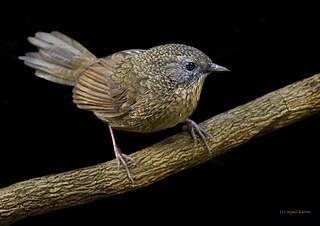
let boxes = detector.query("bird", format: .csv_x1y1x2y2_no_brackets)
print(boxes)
19,31,229,182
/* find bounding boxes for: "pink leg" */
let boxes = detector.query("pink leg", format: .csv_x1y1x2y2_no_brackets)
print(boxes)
109,126,136,182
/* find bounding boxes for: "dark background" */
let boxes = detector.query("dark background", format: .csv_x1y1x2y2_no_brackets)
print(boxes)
1,1,319,225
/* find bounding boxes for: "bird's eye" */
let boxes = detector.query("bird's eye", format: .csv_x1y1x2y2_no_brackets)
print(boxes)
185,62,196,71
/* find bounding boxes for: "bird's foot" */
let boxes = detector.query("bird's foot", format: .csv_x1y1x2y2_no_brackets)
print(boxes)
114,145,136,183
183,119,213,155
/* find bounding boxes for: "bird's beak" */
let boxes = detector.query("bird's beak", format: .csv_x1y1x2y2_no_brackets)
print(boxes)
208,63,230,72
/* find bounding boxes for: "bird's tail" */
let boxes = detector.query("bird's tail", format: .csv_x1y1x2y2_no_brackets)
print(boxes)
19,31,98,86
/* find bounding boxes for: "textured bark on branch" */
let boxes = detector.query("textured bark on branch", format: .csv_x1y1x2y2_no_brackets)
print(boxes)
1,73,320,225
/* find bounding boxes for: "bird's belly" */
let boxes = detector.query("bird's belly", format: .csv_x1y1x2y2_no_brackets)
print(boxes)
111,95,199,133
113,110,190,133
103,83,203,133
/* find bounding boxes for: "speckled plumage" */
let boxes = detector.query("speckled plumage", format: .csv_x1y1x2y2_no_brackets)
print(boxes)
19,31,229,182
73,44,212,132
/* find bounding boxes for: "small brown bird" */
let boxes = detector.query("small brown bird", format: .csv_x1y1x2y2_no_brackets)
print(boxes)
19,31,229,182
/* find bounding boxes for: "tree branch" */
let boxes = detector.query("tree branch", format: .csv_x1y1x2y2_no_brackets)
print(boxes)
1,73,320,225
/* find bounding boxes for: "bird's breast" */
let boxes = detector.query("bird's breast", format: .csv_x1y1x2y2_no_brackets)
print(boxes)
122,81,203,133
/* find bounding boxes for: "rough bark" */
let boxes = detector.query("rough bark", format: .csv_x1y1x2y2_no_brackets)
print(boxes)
1,73,320,225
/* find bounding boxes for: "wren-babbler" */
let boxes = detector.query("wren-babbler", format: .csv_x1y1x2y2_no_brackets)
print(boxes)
19,31,229,182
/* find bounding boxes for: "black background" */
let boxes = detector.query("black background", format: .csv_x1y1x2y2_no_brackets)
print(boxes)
1,1,320,225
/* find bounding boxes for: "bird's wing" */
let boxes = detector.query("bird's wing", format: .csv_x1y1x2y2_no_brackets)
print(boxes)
72,49,145,118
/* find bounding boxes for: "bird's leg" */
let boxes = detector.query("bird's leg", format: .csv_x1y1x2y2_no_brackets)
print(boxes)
108,126,136,182
183,119,213,155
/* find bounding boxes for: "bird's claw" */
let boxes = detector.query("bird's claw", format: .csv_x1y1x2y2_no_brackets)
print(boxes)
184,119,212,155
114,146,136,183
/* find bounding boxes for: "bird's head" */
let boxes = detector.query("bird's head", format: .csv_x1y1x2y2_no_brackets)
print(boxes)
136,44,229,86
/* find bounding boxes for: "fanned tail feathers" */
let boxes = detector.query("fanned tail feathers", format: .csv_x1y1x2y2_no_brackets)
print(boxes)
19,31,98,86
